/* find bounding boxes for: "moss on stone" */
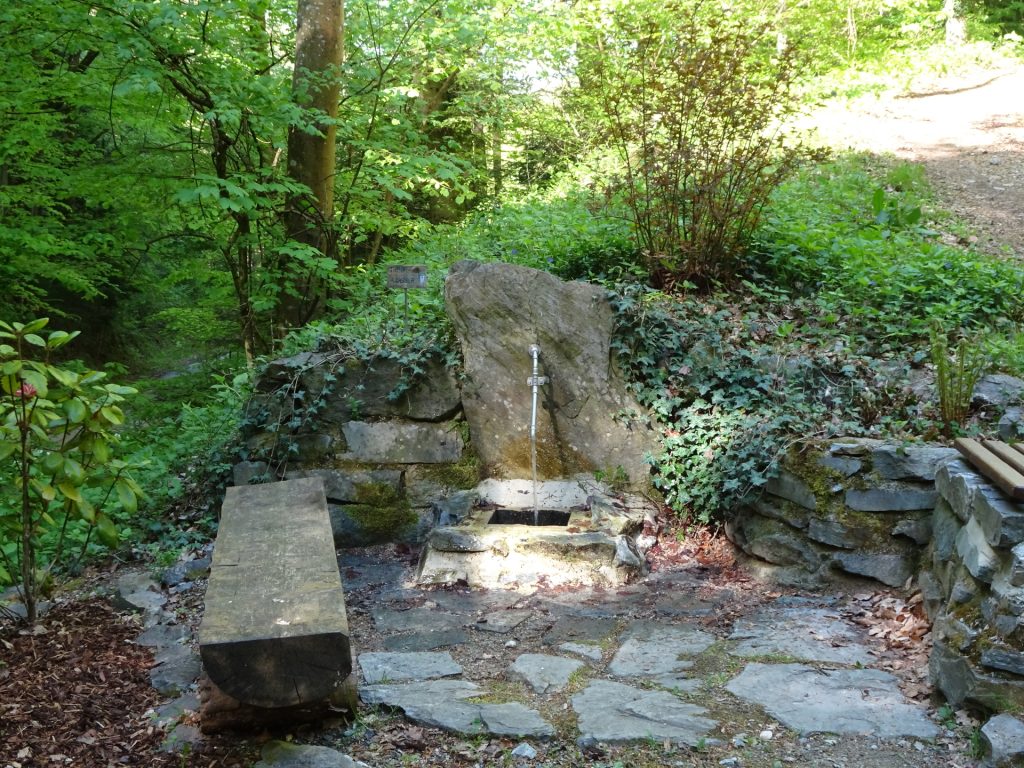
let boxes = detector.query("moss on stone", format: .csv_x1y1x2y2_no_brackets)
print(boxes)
346,482,417,539
420,452,481,489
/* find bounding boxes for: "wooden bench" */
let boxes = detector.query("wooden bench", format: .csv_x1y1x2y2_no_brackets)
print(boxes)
198,477,352,711
955,438,1024,500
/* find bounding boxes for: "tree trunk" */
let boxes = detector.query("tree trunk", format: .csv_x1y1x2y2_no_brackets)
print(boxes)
279,0,344,334
944,0,967,46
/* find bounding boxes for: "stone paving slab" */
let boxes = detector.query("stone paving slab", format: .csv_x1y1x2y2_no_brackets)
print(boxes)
728,606,874,665
382,629,469,652
726,663,939,739
360,679,554,738
542,616,618,645
572,679,717,746
371,607,465,633
358,652,462,684
609,621,715,679
471,609,533,633
509,654,584,693
558,642,603,661
426,590,523,613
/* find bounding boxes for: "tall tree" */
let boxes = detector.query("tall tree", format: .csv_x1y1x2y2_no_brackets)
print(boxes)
279,0,345,332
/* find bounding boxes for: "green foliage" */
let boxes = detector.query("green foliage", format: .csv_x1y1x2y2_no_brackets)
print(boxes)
984,327,1024,376
610,286,921,521
120,367,251,549
966,0,1024,37
931,324,989,434
0,319,139,622
580,0,810,284
755,156,1024,345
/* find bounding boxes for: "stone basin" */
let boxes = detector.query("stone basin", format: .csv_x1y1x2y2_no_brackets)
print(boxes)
416,478,656,590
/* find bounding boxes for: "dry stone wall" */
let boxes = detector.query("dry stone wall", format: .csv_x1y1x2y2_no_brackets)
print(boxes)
925,459,1024,712
728,437,1024,716
236,350,473,547
727,438,956,588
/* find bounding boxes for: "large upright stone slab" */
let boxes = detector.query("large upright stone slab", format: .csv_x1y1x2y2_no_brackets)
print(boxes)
199,478,351,708
444,260,654,486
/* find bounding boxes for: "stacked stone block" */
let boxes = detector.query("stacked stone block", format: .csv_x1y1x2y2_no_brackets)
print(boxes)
925,460,1024,712
727,439,957,588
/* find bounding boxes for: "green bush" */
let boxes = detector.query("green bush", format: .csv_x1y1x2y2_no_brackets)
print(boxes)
0,319,140,622
582,0,810,283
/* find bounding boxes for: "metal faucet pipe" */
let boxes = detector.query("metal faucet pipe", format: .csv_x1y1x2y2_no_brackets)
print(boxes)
527,344,548,519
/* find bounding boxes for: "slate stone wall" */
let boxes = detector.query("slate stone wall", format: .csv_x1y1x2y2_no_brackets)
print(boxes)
728,436,1024,715
234,350,475,547
925,460,1024,712
726,438,957,588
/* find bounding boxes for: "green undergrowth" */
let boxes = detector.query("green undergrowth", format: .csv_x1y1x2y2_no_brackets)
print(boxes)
612,152,1024,524
755,155,1024,346
611,283,925,522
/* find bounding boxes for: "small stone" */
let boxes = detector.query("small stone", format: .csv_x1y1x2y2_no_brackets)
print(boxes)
973,374,1024,409
731,734,747,747
719,758,741,767
980,714,1024,767
511,743,537,759
760,730,774,741
955,518,1000,583
505,639,519,648
845,488,937,512
765,470,817,511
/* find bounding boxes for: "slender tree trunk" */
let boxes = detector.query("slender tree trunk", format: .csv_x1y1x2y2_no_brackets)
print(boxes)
279,0,344,334
18,400,36,624
945,0,967,46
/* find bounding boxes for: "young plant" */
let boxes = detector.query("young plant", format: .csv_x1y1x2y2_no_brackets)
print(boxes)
0,319,141,623
931,323,988,435
583,0,811,284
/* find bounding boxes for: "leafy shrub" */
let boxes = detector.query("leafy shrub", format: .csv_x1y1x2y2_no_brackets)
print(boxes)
583,0,810,284
0,320,140,622
120,368,251,550
610,285,922,522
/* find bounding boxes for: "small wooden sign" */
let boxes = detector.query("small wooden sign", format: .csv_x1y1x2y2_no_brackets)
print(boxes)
387,265,428,289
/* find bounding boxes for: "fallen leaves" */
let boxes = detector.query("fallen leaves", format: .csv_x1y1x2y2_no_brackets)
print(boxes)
0,599,254,767
847,590,932,700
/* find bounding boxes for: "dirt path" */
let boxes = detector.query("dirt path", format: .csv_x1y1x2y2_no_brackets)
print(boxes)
810,64,1024,259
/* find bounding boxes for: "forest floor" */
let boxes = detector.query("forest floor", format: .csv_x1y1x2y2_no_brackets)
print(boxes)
3,60,1024,768
808,61,1024,261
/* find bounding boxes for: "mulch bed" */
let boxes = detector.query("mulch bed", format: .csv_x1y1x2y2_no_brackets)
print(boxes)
0,599,255,768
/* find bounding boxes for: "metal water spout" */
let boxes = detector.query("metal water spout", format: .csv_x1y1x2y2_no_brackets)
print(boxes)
527,344,549,523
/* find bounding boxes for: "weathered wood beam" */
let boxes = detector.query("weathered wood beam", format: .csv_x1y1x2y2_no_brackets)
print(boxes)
954,438,1024,501
199,478,352,709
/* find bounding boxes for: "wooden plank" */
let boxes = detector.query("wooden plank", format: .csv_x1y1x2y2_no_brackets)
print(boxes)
199,477,351,708
985,440,1024,478
954,438,1024,501
1012,442,1024,459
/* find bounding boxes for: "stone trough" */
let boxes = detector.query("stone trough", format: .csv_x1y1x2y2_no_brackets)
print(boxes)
417,478,656,589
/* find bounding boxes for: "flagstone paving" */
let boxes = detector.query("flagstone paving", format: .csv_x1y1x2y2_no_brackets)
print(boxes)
331,550,962,765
